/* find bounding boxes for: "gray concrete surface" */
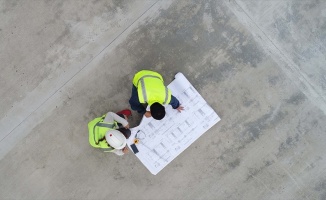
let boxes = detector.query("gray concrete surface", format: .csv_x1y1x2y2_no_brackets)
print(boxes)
1,0,325,199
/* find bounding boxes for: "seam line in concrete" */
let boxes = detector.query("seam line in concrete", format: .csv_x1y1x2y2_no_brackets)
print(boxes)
228,0,326,115
0,0,160,143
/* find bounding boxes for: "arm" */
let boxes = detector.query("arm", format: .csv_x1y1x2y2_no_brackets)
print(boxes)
104,112,128,127
169,95,180,109
113,149,124,156
169,95,184,112
112,146,129,156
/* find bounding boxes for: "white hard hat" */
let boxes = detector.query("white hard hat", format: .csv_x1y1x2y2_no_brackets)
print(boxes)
105,130,127,149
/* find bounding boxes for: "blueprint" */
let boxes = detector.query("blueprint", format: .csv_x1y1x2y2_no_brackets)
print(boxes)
127,72,221,175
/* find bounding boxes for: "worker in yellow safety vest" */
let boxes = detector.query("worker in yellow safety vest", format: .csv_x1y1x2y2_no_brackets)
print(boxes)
129,70,184,120
88,110,132,156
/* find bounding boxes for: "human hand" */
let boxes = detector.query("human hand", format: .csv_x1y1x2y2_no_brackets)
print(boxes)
144,111,152,118
176,105,184,112
124,124,130,129
122,146,129,154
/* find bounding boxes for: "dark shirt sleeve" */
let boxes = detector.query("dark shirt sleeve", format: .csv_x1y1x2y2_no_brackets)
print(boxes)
169,95,180,109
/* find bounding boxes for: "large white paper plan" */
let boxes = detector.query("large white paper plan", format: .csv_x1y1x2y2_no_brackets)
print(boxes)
127,72,221,175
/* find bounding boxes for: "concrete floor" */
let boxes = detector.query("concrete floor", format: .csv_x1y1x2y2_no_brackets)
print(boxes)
1,0,326,199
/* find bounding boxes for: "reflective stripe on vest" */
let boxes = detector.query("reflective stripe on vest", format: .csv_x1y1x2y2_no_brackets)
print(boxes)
137,75,171,105
88,115,117,152
103,148,115,152
92,121,115,145
132,70,164,87
138,75,169,104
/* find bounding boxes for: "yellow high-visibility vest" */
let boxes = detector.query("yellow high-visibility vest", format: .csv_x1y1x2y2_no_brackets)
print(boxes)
132,70,171,105
88,115,118,152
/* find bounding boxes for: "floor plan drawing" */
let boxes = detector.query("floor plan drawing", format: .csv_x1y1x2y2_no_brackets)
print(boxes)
127,72,221,175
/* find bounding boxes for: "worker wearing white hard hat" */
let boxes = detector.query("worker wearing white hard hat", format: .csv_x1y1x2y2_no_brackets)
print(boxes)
105,130,127,149
88,110,132,155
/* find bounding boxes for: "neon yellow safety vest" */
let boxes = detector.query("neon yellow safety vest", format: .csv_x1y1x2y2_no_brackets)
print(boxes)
132,70,172,106
88,114,118,152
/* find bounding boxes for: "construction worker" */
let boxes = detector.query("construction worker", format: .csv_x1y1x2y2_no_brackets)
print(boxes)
129,70,184,120
88,109,132,156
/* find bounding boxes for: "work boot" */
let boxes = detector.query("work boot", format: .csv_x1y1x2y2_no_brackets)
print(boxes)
116,109,132,118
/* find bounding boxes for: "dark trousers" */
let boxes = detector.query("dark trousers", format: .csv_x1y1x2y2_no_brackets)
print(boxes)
129,85,147,115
